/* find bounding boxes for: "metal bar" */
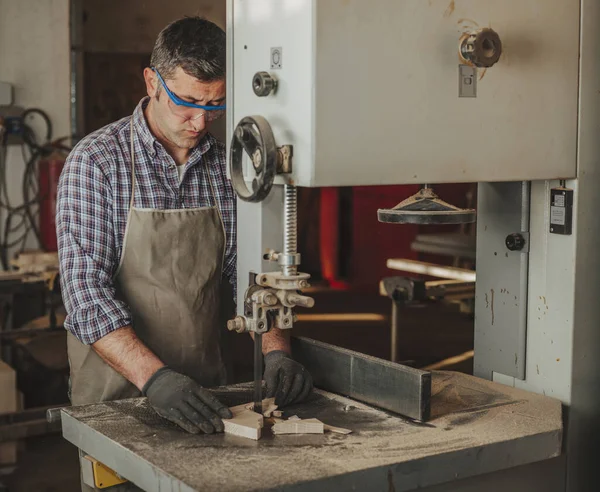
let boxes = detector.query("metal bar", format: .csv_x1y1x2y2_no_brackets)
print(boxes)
291,337,431,421
390,301,399,363
386,258,476,282
518,181,531,380
0,406,62,442
253,333,263,414
0,327,64,339
425,280,475,299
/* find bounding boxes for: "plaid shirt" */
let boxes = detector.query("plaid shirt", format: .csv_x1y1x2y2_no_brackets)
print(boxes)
57,98,237,345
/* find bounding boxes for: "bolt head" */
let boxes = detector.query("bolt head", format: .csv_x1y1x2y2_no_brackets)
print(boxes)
227,316,246,333
505,233,525,252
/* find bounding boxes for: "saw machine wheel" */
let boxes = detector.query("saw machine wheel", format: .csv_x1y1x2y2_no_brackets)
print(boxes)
229,115,278,202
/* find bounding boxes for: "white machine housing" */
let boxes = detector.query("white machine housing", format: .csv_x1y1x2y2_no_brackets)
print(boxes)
227,1,600,490
228,0,579,187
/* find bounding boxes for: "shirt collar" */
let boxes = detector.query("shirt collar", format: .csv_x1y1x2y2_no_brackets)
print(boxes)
132,97,215,160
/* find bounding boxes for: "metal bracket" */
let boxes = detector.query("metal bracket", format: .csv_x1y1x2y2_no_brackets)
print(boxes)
277,145,293,174
80,454,127,489
381,276,427,304
256,271,310,290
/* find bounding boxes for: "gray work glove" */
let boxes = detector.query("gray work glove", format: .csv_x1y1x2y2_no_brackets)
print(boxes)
264,351,313,407
142,367,232,434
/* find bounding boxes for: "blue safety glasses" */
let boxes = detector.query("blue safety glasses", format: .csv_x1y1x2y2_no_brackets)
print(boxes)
152,67,226,121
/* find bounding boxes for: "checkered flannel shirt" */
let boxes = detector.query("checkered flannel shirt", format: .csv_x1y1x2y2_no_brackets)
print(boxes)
57,97,237,345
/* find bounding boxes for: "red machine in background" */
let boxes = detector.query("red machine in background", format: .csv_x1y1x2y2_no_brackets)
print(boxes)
38,152,66,252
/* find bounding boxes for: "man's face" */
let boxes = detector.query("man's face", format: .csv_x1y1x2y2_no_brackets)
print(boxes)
143,66,225,150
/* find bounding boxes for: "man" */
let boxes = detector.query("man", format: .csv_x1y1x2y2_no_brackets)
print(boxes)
57,17,312,438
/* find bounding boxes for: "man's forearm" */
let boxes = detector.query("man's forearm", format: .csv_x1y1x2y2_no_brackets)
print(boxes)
92,327,165,390
254,326,291,355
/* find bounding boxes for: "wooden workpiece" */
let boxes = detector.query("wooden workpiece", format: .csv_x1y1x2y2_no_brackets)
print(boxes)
272,418,324,435
223,402,263,441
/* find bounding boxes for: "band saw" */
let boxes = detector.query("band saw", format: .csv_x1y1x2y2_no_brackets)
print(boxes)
52,1,600,490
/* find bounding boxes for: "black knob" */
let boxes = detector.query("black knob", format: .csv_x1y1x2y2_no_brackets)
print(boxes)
252,72,277,97
505,233,525,251
460,28,502,68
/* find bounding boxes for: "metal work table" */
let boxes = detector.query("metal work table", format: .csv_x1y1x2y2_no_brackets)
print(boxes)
60,371,561,492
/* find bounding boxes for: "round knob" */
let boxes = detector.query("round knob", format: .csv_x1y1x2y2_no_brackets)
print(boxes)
252,72,277,97
459,28,502,68
227,316,246,333
229,115,278,202
505,233,526,251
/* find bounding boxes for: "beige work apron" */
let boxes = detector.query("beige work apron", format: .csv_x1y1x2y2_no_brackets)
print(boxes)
66,118,228,405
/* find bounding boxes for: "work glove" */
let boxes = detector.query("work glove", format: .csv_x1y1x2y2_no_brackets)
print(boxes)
142,367,233,434
264,351,313,407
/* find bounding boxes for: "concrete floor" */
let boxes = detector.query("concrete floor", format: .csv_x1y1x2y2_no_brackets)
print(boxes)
1,288,474,491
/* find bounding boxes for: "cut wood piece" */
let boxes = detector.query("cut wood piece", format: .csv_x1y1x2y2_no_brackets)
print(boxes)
323,423,352,435
244,398,278,418
272,418,324,435
272,410,283,418
263,400,278,418
223,402,264,440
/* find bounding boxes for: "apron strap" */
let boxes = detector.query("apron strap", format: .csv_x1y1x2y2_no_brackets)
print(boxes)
205,163,227,271
206,167,218,208
129,117,136,210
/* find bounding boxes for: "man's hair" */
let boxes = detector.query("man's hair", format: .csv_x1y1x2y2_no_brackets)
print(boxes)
150,16,225,82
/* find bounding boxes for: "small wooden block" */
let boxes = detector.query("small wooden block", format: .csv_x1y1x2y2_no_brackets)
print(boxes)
272,410,283,418
223,403,264,440
245,398,278,418
272,418,324,435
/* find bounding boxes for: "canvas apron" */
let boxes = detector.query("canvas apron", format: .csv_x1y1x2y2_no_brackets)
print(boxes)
67,118,228,405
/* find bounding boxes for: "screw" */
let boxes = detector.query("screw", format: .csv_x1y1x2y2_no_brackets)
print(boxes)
264,293,277,306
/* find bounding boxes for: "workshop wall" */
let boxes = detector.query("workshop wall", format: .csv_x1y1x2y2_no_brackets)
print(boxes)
81,0,227,141
0,0,71,258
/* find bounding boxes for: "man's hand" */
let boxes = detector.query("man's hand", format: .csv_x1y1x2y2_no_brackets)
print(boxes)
142,367,233,434
264,351,313,407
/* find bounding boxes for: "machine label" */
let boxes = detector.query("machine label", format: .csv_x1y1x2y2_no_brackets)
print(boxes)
459,64,477,98
549,187,573,235
550,206,565,225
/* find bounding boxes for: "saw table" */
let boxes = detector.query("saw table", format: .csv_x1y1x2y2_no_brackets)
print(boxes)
59,370,561,492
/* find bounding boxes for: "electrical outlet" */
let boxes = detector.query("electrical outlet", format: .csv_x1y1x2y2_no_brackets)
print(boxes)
0,106,24,145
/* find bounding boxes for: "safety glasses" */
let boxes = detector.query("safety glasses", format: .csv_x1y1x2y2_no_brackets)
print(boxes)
152,67,226,122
